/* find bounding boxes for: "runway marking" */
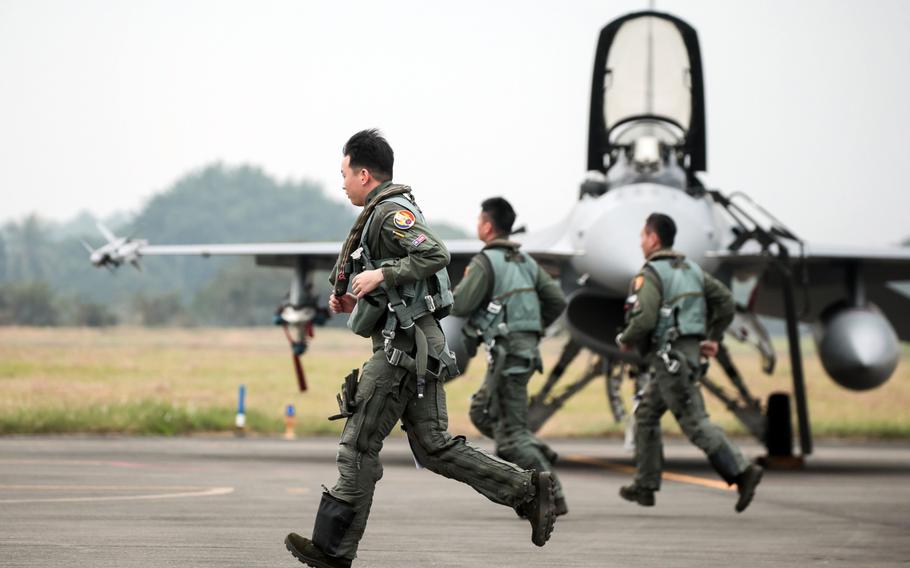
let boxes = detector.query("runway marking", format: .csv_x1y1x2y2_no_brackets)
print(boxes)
0,459,158,469
0,485,206,491
287,487,312,495
564,454,733,491
0,485,234,504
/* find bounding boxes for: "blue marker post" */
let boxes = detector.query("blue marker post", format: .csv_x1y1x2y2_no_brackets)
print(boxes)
284,404,297,440
235,384,247,434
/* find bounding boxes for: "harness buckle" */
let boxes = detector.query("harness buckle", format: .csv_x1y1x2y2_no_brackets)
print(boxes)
425,294,436,313
486,301,502,314
385,346,403,367
660,351,681,374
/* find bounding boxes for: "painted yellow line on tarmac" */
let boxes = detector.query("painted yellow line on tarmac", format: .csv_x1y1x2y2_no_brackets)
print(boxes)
0,485,206,491
287,487,312,495
564,454,733,491
0,486,235,504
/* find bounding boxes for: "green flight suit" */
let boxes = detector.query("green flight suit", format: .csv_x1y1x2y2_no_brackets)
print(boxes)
452,240,567,500
620,249,751,490
323,185,537,561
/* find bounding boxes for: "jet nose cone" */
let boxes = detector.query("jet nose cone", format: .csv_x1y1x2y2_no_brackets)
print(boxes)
581,215,644,294
569,183,727,295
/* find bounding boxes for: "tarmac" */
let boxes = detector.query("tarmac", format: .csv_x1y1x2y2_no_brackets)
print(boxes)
1,435,908,567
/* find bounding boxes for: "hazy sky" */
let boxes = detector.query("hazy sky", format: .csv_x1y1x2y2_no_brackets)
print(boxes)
1,0,908,246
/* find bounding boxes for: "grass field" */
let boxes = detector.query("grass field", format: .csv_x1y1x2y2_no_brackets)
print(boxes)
1,326,908,439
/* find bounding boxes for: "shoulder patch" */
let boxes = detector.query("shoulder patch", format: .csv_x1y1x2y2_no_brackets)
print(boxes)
633,275,645,291
392,210,416,230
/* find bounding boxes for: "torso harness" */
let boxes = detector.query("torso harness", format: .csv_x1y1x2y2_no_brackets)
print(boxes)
465,246,544,435
342,187,457,398
647,256,708,374
465,246,543,347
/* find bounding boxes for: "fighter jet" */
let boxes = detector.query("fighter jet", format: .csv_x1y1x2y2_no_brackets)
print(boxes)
88,10,910,460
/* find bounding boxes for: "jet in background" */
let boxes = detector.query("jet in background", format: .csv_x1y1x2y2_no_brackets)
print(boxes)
88,10,910,461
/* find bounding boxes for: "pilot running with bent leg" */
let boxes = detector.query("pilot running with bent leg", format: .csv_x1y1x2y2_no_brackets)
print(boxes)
452,197,569,517
285,130,557,568
616,213,763,512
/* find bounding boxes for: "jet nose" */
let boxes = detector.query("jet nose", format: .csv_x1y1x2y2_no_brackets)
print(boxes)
579,213,645,294
570,183,725,295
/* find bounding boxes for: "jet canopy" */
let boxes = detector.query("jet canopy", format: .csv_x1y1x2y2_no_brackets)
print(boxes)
587,11,707,175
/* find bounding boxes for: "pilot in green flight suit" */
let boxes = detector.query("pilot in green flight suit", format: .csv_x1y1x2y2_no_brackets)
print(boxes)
451,197,569,516
617,213,763,512
285,130,557,568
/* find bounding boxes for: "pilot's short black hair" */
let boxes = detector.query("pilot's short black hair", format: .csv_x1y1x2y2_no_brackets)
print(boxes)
645,212,676,248
481,197,516,236
343,129,393,182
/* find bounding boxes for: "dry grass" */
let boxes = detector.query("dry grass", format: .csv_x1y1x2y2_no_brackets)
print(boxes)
0,326,908,438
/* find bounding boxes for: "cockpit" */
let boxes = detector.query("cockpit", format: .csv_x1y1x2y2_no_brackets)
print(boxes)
582,11,707,197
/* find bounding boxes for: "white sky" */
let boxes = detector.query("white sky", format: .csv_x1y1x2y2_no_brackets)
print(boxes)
1,0,909,245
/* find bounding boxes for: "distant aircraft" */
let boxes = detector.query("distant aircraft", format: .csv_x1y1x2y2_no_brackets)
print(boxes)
88,10,910,461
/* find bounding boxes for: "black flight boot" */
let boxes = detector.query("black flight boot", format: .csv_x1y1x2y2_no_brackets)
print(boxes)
734,464,764,513
707,446,741,486
285,534,351,568
287,491,355,567
619,484,655,507
554,496,569,517
516,471,556,546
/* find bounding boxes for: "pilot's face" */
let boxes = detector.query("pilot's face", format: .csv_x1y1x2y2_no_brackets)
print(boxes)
640,225,660,258
476,211,495,243
341,155,369,206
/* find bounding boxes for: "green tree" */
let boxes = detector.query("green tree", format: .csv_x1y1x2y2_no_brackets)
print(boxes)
191,260,290,326
2,214,52,281
0,282,59,326
0,232,7,283
132,293,187,326
71,301,119,327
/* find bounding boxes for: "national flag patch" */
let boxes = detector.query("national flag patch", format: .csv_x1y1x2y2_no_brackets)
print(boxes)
411,234,427,247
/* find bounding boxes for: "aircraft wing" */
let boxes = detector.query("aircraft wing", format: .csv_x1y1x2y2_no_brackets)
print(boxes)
139,241,342,269
709,243,910,340
104,222,579,283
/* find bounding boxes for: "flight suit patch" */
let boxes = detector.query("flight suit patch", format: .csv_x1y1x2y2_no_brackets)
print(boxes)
633,275,645,291
411,234,427,247
392,210,416,230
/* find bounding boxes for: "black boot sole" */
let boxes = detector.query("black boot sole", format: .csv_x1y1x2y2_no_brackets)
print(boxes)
735,467,764,513
285,535,343,568
529,472,556,547
619,486,655,507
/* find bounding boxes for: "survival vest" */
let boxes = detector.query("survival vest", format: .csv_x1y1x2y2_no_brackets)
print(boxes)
647,256,708,349
465,246,542,346
346,189,454,338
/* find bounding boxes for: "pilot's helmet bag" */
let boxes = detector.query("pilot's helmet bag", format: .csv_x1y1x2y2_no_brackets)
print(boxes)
347,291,387,338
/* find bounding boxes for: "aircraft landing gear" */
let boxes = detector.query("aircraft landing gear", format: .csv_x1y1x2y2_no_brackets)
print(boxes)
759,392,804,468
